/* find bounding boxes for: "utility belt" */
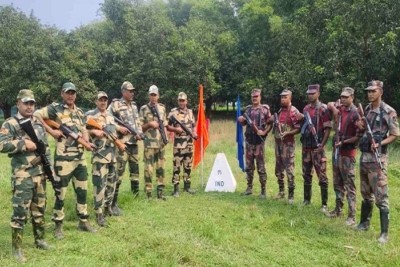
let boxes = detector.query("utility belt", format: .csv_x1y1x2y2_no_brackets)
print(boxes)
359,135,387,154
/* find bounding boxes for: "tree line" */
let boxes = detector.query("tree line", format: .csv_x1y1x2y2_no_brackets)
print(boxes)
1,0,399,118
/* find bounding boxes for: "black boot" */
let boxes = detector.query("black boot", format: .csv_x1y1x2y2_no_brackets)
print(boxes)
157,185,167,201
172,183,180,197
274,184,285,199
183,181,196,194
377,210,389,244
12,228,26,263
32,221,50,250
356,200,373,231
111,182,123,216
288,187,295,205
259,184,266,199
96,213,107,227
303,184,312,205
320,186,328,213
130,180,139,197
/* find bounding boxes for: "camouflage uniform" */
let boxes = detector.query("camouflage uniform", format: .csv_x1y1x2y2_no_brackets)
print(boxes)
273,105,301,200
243,104,271,195
86,108,118,222
167,107,196,192
107,96,142,198
139,103,168,198
301,101,332,206
330,104,359,221
34,102,90,223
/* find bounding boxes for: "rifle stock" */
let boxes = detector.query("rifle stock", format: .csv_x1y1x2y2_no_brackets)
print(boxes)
86,118,127,152
169,115,197,140
113,116,145,140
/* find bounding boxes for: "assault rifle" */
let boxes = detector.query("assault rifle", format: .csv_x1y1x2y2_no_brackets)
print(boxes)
86,118,128,153
304,111,321,148
358,103,383,170
113,116,145,140
169,115,197,140
243,113,265,142
19,118,57,186
149,105,168,145
273,113,283,141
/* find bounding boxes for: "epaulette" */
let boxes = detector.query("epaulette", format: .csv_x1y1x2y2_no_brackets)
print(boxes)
111,98,120,103
262,104,270,110
51,102,60,107
381,102,396,115
171,107,178,112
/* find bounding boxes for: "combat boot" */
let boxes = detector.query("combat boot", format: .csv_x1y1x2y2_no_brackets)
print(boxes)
356,200,373,231
111,182,123,216
241,186,253,196
131,180,140,198
32,221,50,250
78,220,97,233
146,191,152,199
157,185,167,201
274,184,285,199
288,187,295,205
303,184,312,205
377,210,389,244
259,184,266,199
103,205,113,217
172,183,180,197
183,181,196,194
96,213,107,227
54,221,64,240
12,228,26,263
326,207,343,218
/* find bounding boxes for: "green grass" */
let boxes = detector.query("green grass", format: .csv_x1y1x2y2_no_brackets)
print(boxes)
0,119,400,266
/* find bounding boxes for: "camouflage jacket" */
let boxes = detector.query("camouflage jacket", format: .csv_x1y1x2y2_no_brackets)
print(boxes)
273,105,301,142
168,107,196,149
34,102,88,161
244,104,271,145
0,113,51,178
139,103,168,149
107,98,142,145
301,101,332,148
86,108,118,164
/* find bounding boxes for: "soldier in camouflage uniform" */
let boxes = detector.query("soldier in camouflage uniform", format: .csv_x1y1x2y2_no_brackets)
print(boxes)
86,91,122,227
166,92,197,197
139,85,168,200
0,90,50,262
272,89,301,204
300,84,331,212
356,80,399,244
326,87,360,226
107,81,141,215
34,82,96,239
237,88,271,199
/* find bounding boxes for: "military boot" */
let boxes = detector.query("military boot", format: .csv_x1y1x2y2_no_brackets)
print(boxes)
96,213,107,227
288,187,295,205
274,184,285,199
356,200,373,231
146,191,152,199
111,182,123,216
377,210,389,244
241,185,253,196
157,185,167,201
12,228,26,263
78,220,97,233
131,180,140,198
183,181,196,194
259,184,266,199
326,196,343,218
54,221,64,240
172,183,180,197
103,205,113,217
303,184,312,205
320,186,328,213
32,221,50,250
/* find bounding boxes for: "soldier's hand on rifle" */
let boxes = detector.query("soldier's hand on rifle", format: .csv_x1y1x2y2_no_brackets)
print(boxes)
280,131,288,139
176,126,184,135
237,116,245,123
257,129,265,136
86,143,95,152
118,126,129,135
92,129,104,138
49,128,64,139
24,139,37,151
356,120,365,130
334,140,342,148
371,142,379,151
295,112,304,121
313,145,324,153
135,134,143,141
149,121,159,129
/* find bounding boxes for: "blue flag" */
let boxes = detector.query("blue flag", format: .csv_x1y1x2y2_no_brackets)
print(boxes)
236,95,245,172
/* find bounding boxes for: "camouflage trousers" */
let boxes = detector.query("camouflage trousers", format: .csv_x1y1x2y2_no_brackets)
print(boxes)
332,154,357,217
302,149,328,187
10,175,46,229
143,147,165,193
92,162,117,214
117,144,139,183
360,160,389,211
245,143,266,188
275,140,295,191
172,147,193,184
52,159,89,222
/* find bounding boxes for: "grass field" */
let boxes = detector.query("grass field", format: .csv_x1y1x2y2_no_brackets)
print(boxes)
0,119,400,266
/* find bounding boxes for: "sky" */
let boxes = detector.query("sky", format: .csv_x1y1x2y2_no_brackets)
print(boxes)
0,0,104,31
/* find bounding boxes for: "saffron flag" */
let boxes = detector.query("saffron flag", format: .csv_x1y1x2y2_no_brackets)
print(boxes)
236,95,245,172
193,84,209,168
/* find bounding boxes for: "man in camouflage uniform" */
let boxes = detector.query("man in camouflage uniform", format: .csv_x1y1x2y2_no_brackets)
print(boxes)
272,89,301,204
356,80,399,244
326,87,360,226
34,82,96,239
237,88,271,199
139,85,168,200
107,81,141,215
300,84,331,212
166,92,197,197
0,90,50,262
86,91,122,227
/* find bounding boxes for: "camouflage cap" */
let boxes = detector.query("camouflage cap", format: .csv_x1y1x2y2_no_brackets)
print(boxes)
121,81,135,91
340,87,354,97
62,82,76,93
97,91,108,100
17,89,36,103
149,85,159,95
251,88,261,96
365,80,383,91
280,89,292,96
306,84,320,94
178,92,187,100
